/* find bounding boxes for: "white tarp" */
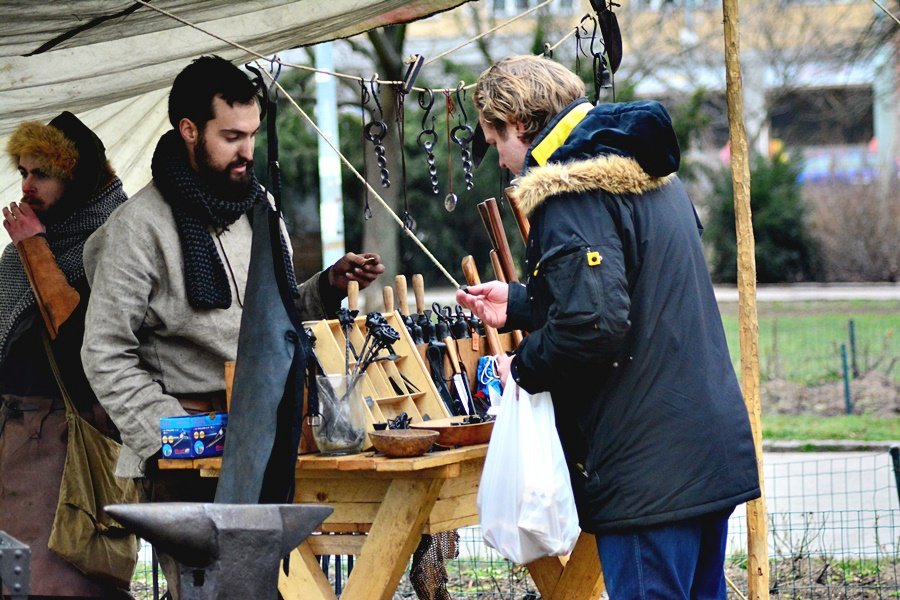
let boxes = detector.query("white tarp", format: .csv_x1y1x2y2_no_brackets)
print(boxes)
0,0,469,226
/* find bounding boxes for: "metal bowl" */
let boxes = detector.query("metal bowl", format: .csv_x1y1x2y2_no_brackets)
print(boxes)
368,429,439,458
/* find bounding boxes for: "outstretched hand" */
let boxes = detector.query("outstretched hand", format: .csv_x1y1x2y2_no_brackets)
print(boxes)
455,281,509,329
328,252,385,291
3,201,45,244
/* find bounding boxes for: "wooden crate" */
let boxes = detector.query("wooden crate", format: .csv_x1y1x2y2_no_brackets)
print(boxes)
304,311,451,451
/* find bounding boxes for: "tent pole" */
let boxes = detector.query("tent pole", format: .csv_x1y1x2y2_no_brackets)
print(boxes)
721,0,769,598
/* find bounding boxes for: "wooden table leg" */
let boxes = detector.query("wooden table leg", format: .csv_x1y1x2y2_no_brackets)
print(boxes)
339,477,444,600
278,542,337,600
526,532,605,600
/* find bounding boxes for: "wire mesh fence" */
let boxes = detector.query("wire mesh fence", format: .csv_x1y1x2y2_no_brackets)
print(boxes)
721,311,899,416
129,449,900,599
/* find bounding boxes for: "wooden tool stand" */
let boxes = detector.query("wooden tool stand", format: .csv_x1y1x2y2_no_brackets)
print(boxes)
305,311,450,450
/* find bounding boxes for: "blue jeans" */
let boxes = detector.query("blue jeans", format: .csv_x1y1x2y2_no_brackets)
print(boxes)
596,509,733,600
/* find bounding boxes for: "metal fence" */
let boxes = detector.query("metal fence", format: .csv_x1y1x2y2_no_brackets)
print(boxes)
128,448,900,599
721,313,899,415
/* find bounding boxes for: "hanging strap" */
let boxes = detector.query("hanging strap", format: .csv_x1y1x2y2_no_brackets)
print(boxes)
41,331,77,418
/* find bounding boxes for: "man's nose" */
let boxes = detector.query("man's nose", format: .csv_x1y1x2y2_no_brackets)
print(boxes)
21,174,35,193
238,138,254,161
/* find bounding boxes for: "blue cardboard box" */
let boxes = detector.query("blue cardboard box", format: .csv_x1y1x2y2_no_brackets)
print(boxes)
160,412,227,459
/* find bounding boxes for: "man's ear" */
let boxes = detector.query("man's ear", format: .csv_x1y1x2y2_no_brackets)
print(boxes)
178,118,199,145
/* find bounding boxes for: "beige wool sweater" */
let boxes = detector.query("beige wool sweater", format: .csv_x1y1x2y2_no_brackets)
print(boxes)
82,182,329,477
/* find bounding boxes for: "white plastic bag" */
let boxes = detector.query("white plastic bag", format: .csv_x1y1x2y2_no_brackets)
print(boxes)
477,378,580,564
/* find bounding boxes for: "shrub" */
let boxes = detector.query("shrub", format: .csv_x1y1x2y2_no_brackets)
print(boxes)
706,150,818,283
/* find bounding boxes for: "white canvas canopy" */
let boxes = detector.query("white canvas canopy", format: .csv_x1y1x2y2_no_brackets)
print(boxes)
0,0,470,216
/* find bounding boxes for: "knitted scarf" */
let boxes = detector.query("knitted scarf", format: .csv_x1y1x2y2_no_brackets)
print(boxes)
151,130,266,310
0,177,128,365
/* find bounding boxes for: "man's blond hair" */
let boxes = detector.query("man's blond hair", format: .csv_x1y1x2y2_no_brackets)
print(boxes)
473,55,586,142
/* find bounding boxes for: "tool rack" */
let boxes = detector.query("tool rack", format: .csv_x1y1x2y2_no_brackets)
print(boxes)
304,311,451,451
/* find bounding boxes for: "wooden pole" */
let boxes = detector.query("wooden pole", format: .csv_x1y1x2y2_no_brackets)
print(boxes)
722,0,769,598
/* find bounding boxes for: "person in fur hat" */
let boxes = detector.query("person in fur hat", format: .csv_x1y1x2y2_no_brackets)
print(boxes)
0,112,131,597
456,56,760,600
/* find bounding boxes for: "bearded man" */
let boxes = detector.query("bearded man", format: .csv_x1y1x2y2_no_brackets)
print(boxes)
81,55,384,509
1,112,130,597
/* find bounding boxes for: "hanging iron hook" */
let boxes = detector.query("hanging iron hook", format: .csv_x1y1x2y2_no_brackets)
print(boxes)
418,88,435,132
588,13,604,59
369,75,384,120
453,82,469,128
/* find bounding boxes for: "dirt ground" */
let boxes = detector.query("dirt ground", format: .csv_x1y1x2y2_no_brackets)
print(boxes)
762,370,900,418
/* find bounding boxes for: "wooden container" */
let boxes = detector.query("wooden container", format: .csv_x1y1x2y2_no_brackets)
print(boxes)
305,311,451,451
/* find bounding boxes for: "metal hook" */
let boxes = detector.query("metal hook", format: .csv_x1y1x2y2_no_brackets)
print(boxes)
369,75,384,119
359,78,370,107
576,15,596,59
453,82,468,127
418,88,435,132
587,14,605,59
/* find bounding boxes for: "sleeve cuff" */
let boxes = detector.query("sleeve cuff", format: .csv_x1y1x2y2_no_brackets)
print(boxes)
317,267,344,316
502,282,533,332
509,354,539,394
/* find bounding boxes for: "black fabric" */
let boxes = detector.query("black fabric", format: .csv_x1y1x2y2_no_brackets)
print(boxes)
508,102,759,533
151,130,265,309
0,178,127,366
48,111,107,209
215,204,307,505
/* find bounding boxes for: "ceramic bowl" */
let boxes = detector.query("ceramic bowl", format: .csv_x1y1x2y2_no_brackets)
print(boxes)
368,428,439,458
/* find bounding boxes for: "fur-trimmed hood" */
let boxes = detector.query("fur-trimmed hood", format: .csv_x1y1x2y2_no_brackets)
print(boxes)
515,99,680,217
515,155,675,217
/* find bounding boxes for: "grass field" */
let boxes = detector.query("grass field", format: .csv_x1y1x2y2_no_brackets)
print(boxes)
719,300,900,385
762,414,900,441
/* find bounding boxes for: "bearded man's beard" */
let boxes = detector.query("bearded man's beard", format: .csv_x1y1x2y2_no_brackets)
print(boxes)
196,132,254,202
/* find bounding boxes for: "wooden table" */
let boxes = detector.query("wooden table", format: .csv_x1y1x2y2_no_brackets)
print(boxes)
160,445,604,600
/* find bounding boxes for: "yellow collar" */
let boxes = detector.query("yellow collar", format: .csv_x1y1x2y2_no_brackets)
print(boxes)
530,102,593,167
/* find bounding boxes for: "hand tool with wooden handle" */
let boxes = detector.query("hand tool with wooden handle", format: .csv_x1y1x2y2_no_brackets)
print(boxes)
483,197,518,282
347,280,359,312
485,251,523,346
395,275,410,317
411,273,429,345
461,255,503,355
505,183,531,245
382,285,394,313
443,331,474,415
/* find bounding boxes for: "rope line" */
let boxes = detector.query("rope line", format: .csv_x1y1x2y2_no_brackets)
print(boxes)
262,69,461,289
868,0,900,26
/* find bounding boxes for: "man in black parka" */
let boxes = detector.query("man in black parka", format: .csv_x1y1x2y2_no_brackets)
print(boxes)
457,55,760,599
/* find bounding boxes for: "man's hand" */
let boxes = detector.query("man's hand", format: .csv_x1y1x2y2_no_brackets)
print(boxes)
328,252,385,291
455,281,509,328
3,202,45,244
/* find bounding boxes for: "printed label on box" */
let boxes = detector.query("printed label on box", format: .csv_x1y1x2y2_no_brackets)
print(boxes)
160,412,227,459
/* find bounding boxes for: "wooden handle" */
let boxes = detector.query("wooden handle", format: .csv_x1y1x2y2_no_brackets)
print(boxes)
395,275,410,316
461,255,481,286
460,255,502,355
484,197,518,282
347,280,359,312
506,185,531,245
382,286,394,313
412,274,426,314
477,202,497,249
489,250,506,283
444,336,462,374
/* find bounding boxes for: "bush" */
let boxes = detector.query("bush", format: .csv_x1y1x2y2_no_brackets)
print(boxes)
706,150,818,283
805,180,900,282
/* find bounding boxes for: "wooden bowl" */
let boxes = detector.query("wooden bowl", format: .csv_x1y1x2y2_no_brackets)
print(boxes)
368,429,439,458
410,416,494,447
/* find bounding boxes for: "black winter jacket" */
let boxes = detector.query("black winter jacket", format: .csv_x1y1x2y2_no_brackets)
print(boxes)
506,99,760,534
